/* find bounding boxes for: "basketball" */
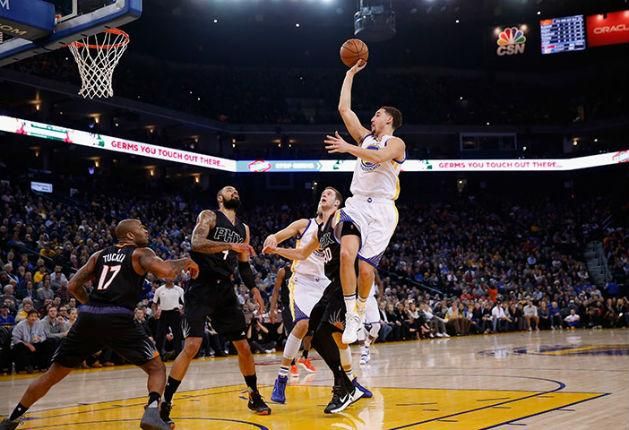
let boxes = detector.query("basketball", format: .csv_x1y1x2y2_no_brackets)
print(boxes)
340,38,369,68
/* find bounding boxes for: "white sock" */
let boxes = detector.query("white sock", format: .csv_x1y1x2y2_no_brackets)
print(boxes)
340,346,353,379
344,295,357,314
278,365,289,378
357,296,368,313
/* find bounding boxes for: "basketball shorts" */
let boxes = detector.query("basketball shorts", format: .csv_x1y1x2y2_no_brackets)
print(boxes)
365,293,380,324
308,280,345,334
337,195,398,268
288,272,329,323
53,305,158,368
183,277,247,341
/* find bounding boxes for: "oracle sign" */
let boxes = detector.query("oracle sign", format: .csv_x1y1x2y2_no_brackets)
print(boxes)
587,10,629,47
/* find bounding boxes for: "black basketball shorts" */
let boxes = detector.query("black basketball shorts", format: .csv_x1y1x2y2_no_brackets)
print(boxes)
53,305,158,368
183,277,247,341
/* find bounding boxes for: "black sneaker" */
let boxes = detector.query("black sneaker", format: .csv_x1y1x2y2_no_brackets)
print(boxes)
0,418,21,430
247,391,271,415
159,401,175,429
324,385,353,414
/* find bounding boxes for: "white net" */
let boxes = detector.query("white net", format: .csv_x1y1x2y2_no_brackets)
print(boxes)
68,29,129,99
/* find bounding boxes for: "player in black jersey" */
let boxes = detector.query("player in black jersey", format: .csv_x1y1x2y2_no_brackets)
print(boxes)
0,219,199,430
264,188,372,414
269,262,295,337
161,186,271,424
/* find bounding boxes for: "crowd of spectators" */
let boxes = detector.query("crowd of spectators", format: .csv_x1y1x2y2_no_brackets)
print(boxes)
9,52,629,126
0,179,626,374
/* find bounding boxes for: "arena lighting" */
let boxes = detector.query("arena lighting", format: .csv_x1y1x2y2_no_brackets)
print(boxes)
1,115,628,173
354,0,396,42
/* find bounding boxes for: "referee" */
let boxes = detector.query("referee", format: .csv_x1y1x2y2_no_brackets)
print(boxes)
152,280,185,360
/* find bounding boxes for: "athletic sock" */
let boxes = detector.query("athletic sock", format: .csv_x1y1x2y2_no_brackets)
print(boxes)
244,374,258,393
164,376,181,403
357,296,367,314
339,346,354,380
344,295,357,314
9,403,28,421
301,349,309,360
278,365,289,378
147,392,161,408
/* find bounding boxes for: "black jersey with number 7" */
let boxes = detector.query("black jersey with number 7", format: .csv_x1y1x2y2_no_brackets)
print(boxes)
190,210,247,280
89,245,145,310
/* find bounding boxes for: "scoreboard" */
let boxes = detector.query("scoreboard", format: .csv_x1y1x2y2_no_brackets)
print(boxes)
540,15,587,54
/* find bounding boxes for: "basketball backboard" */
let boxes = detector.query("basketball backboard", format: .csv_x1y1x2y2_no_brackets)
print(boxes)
0,0,141,66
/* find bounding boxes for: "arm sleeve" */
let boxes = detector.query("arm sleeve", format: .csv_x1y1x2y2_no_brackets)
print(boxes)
238,261,257,291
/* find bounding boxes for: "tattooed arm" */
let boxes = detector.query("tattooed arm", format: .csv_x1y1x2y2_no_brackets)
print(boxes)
135,248,199,280
68,251,100,304
191,210,234,254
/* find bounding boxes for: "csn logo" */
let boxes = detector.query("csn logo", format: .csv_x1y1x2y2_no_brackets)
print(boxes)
496,27,527,56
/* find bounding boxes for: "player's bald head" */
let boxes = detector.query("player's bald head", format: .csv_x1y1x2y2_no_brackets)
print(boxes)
115,219,141,241
115,219,149,247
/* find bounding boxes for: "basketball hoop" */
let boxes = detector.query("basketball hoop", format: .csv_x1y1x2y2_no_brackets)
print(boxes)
68,28,129,99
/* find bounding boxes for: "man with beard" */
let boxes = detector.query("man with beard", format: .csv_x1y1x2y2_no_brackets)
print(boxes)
1,219,199,430
161,186,271,427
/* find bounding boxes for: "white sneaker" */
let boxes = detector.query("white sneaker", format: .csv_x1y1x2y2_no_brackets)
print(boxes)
443,333,450,338
436,332,444,338
342,312,362,344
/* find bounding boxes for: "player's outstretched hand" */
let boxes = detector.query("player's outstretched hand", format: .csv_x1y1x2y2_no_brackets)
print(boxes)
262,243,277,255
348,59,367,75
187,259,200,279
231,242,257,257
325,131,351,154
262,234,277,252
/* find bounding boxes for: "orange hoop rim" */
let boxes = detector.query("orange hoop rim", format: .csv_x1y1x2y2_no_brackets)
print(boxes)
69,28,130,50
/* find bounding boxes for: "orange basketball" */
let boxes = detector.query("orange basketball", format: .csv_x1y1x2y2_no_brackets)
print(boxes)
340,39,369,68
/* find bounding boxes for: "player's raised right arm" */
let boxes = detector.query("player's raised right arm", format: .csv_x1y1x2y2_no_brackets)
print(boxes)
263,218,310,251
338,59,371,144
265,237,319,261
191,210,233,254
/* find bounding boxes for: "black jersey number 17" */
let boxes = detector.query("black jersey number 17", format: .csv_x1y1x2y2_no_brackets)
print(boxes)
96,265,122,290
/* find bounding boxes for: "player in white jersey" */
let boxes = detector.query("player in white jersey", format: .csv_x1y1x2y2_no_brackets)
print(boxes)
263,187,341,404
324,59,406,344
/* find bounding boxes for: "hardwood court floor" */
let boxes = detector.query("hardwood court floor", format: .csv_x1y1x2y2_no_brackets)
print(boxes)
1,329,627,429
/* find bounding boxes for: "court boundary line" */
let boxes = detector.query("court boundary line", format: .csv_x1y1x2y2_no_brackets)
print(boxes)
479,392,611,430
387,375,599,430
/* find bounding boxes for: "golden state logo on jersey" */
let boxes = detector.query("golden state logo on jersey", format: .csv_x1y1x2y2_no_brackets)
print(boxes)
360,144,381,171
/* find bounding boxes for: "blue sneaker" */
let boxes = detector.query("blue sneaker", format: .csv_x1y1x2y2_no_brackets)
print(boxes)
271,375,288,404
352,377,373,399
